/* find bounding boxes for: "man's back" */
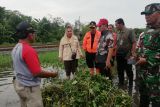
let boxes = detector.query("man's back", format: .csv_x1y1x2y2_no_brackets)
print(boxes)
12,42,41,86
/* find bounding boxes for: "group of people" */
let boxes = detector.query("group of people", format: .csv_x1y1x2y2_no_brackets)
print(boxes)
61,18,135,88
11,3,160,107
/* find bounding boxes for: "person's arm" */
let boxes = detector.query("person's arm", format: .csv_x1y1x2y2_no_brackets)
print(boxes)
136,57,147,65
131,42,136,57
106,34,114,68
130,29,137,56
136,49,160,66
33,70,58,78
106,47,114,68
113,33,117,55
59,39,63,61
82,33,87,52
23,48,58,78
77,40,84,58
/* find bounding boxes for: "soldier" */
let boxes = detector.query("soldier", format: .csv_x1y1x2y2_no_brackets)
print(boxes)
136,3,160,107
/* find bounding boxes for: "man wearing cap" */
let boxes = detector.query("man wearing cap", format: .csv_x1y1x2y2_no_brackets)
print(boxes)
82,21,101,75
12,21,58,107
96,18,114,79
136,3,160,107
115,18,136,94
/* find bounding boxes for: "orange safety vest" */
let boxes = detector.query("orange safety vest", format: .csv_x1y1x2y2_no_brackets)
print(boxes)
82,30,101,53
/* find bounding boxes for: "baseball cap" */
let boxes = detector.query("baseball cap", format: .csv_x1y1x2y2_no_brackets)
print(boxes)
16,21,35,33
14,21,35,39
141,3,160,15
97,18,108,27
89,21,96,28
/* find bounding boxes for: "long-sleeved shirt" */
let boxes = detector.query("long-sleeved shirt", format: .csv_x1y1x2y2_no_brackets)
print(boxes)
59,35,83,61
82,30,101,53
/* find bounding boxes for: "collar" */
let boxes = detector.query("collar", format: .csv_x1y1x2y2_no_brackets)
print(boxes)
117,27,126,33
19,40,30,45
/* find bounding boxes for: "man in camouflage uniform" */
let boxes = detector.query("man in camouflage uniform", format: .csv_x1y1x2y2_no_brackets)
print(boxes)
136,3,160,107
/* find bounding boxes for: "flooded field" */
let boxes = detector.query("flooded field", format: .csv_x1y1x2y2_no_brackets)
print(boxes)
0,67,141,107
0,70,20,107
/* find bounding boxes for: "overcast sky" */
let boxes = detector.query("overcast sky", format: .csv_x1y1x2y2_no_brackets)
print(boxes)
0,0,160,28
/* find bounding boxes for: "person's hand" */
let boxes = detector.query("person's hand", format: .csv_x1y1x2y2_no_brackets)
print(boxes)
54,71,58,76
131,52,137,57
135,57,147,65
106,61,111,68
50,70,58,77
80,55,85,59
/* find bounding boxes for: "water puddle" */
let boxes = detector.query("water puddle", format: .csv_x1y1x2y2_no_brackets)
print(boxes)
0,66,140,107
0,70,20,107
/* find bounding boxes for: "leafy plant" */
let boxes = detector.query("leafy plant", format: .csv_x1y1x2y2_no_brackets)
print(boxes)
0,53,12,72
38,51,63,68
42,72,132,107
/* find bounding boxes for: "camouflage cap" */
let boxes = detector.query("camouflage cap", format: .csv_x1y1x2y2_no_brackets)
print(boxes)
141,3,160,15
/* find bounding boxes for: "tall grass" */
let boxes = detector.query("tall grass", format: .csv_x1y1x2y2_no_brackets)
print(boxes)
0,50,87,73
0,51,61,72
0,53,12,72
38,51,88,73
38,51,63,68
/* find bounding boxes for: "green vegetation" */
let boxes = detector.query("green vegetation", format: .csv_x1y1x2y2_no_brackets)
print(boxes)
0,6,145,45
0,53,12,72
38,51,132,107
0,51,60,72
42,72,132,107
38,51,63,68
0,6,65,44
0,50,132,106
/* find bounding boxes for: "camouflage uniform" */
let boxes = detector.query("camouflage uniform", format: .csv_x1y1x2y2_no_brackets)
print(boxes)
137,28,160,106
137,3,160,106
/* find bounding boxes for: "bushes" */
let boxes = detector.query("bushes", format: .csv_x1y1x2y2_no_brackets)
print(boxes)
42,72,132,107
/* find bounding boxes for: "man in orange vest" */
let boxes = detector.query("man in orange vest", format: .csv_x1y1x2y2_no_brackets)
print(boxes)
82,21,101,75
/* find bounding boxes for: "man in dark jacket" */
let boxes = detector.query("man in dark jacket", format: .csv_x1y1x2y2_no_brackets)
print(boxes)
115,18,136,94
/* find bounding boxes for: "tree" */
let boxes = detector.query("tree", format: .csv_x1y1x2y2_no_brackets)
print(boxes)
0,7,5,24
36,17,64,43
